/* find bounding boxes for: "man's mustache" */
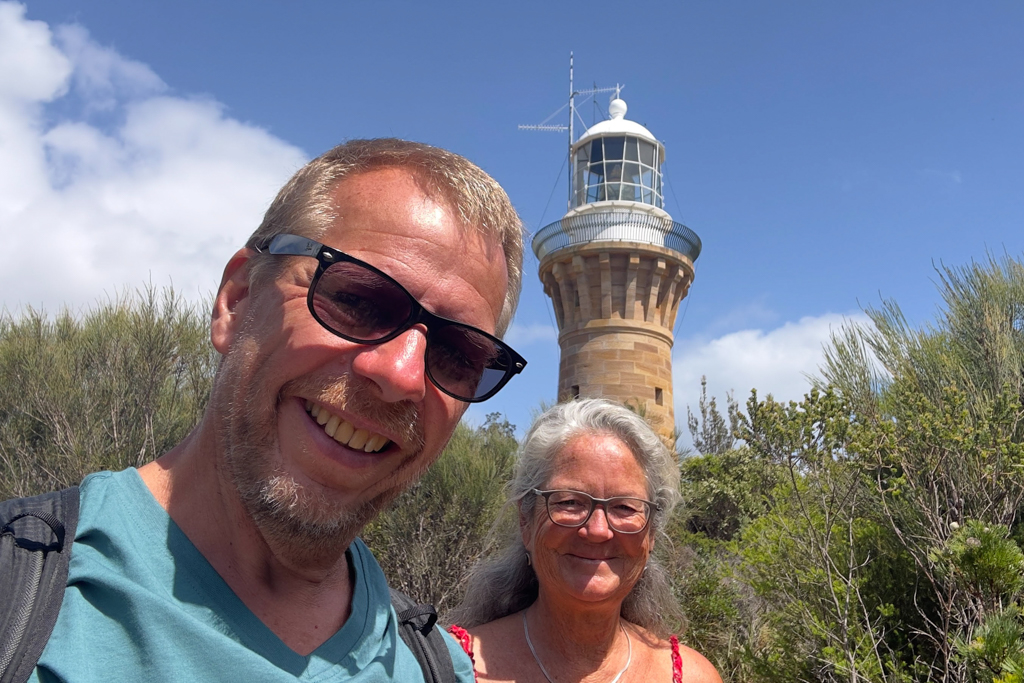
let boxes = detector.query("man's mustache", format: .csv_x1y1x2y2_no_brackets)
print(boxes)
282,372,424,452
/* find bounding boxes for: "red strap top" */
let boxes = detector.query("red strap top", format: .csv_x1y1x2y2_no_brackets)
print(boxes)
448,624,476,679
447,625,683,682
670,635,683,683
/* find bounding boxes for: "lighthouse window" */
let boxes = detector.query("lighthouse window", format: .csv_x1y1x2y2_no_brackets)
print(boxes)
639,140,656,167
573,144,590,206
619,162,640,202
600,163,622,201
622,162,641,186
625,138,640,161
572,136,664,209
603,136,625,162
584,139,607,204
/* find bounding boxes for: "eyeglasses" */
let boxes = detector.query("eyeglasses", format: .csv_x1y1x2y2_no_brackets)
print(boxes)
255,234,527,402
531,489,658,534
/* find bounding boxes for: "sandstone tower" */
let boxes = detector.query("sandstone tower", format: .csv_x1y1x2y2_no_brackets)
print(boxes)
532,95,701,441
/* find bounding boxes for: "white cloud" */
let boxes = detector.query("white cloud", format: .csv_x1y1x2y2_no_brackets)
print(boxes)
0,3,69,103
673,312,870,445
55,23,166,110
0,2,307,313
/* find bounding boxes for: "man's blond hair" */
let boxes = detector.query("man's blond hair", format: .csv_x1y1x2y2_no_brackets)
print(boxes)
246,138,524,336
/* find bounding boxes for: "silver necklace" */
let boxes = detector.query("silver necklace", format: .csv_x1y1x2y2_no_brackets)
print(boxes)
522,611,632,683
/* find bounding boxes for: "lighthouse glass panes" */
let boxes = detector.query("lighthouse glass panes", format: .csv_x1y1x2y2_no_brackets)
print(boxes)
572,136,662,209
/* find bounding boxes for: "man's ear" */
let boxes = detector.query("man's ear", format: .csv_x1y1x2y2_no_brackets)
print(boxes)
211,248,253,354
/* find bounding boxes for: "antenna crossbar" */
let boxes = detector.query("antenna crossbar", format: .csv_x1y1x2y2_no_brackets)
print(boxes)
518,54,625,210
518,124,568,132
573,86,619,97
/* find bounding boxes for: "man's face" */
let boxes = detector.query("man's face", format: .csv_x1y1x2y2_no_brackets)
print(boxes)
212,167,509,548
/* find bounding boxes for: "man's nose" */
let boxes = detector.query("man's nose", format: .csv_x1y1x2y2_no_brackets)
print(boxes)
350,326,428,403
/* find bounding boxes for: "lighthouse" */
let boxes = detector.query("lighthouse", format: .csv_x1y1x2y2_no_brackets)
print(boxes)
532,94,701,443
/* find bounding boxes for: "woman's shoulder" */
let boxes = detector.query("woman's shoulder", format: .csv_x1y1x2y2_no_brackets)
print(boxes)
448,612,529,683
447,624,474,656
630,626,723,683
459,612,522,640
669,635,723,683
457,612,522,657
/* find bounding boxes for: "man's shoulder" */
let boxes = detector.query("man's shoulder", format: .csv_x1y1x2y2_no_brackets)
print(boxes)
351,541,473,683
386,586,475,683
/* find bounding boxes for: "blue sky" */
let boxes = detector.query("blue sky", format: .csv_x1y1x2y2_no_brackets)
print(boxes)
2,1,1023,443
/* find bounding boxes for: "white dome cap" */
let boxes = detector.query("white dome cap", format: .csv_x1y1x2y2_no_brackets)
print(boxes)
608,98,627,119
573,97,663,154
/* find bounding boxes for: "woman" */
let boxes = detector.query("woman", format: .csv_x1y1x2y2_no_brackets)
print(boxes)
449,399,721,683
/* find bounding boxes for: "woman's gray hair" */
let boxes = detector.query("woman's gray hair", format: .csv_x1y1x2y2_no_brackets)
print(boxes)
244,138,524,336
450,398,682,636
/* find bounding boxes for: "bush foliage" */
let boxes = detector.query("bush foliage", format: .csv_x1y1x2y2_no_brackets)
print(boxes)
0,288,216,500
672,253,1024,682
362,413,519,617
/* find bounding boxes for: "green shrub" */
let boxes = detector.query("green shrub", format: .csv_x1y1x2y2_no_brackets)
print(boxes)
0,287,216,499
362,413,518,619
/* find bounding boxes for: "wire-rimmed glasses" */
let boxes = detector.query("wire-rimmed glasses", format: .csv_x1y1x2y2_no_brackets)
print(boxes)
532,489,658,534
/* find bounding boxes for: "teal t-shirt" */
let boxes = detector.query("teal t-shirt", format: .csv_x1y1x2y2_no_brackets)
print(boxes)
32,469,473,682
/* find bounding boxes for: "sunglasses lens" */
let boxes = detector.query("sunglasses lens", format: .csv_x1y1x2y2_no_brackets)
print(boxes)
427,324,512,400
309,255,518,402
311,261,413,340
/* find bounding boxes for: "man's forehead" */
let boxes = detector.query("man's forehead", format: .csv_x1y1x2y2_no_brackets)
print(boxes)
318,167,508,326
327,167,472,231
324,167,505,264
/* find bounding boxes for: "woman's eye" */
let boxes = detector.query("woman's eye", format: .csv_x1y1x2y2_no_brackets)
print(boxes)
552,495,586,508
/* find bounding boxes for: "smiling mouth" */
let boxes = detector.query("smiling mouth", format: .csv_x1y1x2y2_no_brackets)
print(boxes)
569,554,613,563
305,400,392,454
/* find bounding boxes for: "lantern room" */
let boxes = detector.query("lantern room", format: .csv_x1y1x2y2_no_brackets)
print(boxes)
570,97,666,211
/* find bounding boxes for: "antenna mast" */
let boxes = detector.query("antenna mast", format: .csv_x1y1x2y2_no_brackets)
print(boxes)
517,55,622,210
568,52,574,207
569,51,577,198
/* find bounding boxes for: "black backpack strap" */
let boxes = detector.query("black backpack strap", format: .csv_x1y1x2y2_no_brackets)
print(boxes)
389,587,457,683
0,487,80,683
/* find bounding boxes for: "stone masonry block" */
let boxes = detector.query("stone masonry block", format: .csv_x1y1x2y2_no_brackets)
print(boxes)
601,360,639,373
586,372,622,385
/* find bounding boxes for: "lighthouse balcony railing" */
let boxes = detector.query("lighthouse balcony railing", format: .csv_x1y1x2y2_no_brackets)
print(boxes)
532,211,702,262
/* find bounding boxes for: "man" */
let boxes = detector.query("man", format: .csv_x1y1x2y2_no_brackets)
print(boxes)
25,139,525,681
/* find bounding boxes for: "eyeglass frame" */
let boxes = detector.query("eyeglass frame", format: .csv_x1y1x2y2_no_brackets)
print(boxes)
530,488,660,534
252,233,527,403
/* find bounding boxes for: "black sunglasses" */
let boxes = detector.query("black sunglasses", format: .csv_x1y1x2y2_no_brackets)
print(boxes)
255,234,526,402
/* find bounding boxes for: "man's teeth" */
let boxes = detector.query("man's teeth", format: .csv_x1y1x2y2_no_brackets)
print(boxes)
305,401,390,453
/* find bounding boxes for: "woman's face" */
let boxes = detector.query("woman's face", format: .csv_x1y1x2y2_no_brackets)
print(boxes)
522,432,655,607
